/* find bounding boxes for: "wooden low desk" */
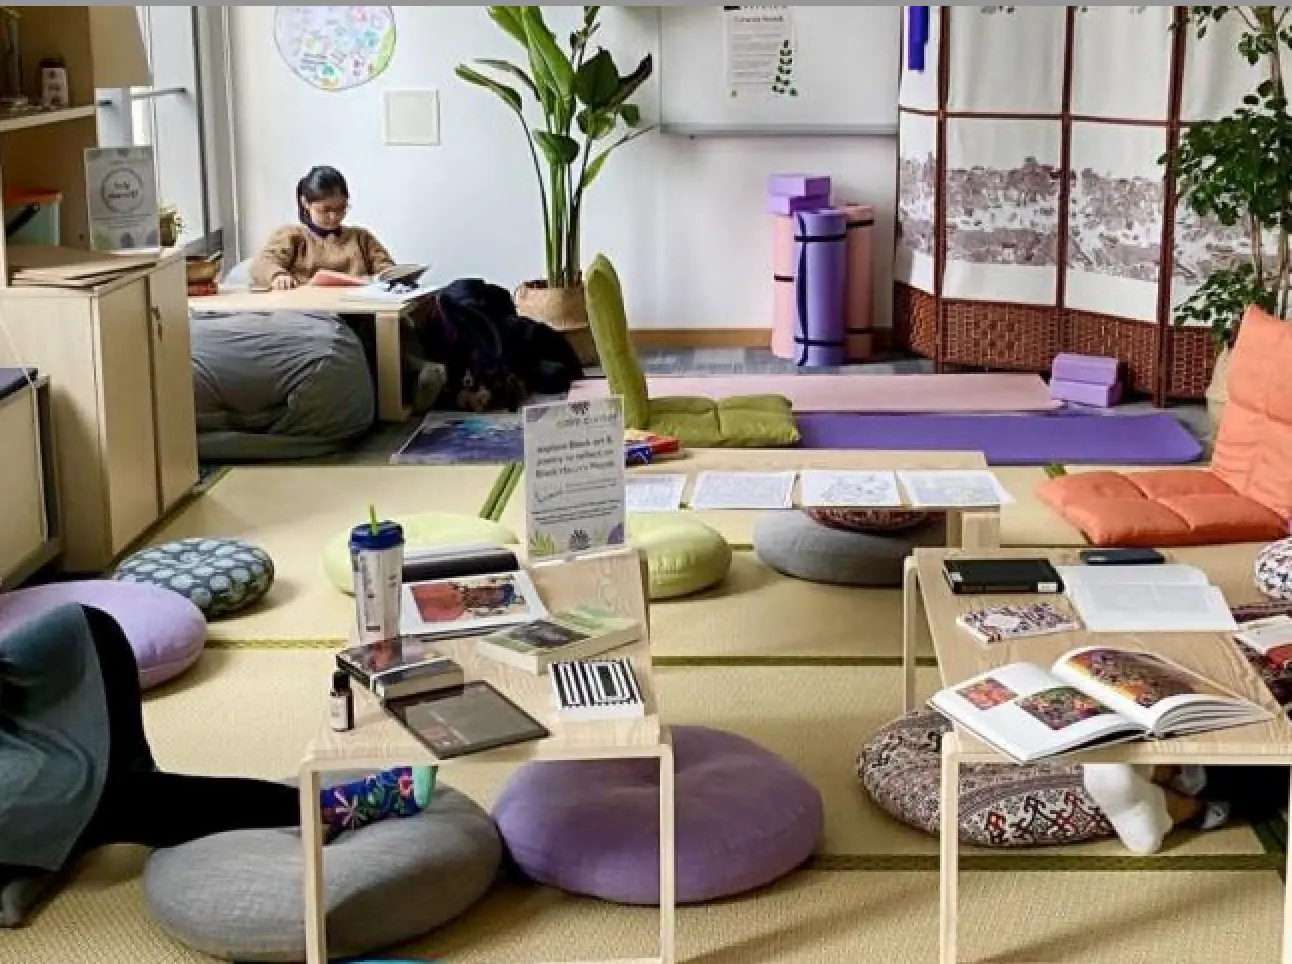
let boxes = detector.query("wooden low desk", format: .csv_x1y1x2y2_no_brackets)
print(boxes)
298,548,676,964
191,285,433,422
904,547,1292,964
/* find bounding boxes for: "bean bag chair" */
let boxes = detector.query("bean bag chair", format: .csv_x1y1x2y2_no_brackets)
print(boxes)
585,255,799,447
859,711,1114,848
754,510,946,587
494,726,822,905
190,308,375,461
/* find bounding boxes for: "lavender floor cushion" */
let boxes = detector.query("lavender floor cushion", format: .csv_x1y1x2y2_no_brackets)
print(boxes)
0,580,205,689
858,712,1113,848
494,726,823,905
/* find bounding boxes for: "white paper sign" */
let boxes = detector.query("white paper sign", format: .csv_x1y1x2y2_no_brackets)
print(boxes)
800,470,904,508
724,6,796,98
897,470,1016,508
626,475,688,513
523,398,625,559
84,147,160,251
689,471,797,510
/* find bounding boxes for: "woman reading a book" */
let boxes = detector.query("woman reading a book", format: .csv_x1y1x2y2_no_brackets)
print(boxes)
0,605,436,918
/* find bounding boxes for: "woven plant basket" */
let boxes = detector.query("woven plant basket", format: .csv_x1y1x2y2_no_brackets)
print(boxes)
515,280,597,367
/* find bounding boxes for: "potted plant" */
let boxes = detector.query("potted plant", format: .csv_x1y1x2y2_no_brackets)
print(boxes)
456,6,652,364
1164,6,1292,428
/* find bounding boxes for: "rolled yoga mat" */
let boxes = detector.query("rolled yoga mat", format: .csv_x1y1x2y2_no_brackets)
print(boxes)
771,215,796,359
793,209,848,367
839,202,875,362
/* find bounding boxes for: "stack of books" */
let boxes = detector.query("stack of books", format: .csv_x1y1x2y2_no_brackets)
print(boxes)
625,430,681,466
336,634,464,702
7,246,159,289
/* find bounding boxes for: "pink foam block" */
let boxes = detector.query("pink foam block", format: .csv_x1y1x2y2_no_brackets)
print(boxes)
1051,353,1120,386
767,173,831,198
765,192,830,215
1050,377,1123,408
771,215,796,359
838,202,875,362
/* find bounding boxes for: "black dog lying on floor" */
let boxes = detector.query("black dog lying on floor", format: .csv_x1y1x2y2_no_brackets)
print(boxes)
402,279,585,412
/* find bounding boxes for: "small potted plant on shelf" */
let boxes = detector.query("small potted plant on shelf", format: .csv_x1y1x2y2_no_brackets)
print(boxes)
159,203,184,248
1163,6,1292,428
456,6,653,365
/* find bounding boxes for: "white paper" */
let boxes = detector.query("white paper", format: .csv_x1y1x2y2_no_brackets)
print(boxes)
800,470,904,508
897,470,1016,508
1068,584,1237,634
689,471,797,510
523,398,626,559
625,475,688,513
84,146,160,251
1057,565,1210,589
724,6,795,98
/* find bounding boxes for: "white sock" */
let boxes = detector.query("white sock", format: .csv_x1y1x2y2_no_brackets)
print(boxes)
1170,765,1207,797
1082,763,1173,855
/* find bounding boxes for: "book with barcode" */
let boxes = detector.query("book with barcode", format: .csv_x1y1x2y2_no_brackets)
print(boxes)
957,602,1080,647
550,658,645,721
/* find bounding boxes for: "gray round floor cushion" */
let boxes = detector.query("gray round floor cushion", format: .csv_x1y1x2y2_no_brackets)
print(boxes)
753,510,947,587
144,785,501,962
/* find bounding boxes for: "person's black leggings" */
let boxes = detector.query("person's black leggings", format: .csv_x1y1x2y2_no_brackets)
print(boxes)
71,606,299,855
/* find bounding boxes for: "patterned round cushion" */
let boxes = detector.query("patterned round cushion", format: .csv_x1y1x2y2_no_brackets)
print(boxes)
804,507,936,534
857,711,1113,848
1255,538,1292,602
115,538,275,618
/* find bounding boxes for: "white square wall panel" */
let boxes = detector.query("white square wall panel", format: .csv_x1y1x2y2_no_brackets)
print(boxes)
382,89,440,146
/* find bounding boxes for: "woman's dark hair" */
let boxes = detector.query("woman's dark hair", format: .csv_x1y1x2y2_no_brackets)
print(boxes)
296,166,348,223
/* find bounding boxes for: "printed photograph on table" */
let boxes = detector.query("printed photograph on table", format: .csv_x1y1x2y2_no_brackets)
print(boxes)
1016,686,1113,731
956,677,1018,711
399,570,546,637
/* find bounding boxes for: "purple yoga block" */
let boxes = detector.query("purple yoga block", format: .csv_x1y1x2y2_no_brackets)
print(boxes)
1050,378,1122,408
793,209,848,368
1051,353,1120,386
765,192,830,215
767,173,831,198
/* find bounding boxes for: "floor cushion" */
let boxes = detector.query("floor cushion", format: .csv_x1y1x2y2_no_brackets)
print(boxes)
1036,469,1286,547
1256,538,1292,602
495,725,822,905
858,711,1114,848
628,513,732,600
805,507,937,534
115,538,274,618
144,783,500,963
323,513,520,594
0,580,205,689
753,510,947,587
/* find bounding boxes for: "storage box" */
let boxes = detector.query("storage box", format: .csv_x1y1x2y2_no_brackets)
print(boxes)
765,192,831,215
1050,377,1122,408
1051,352,1119,386
767,173,831,198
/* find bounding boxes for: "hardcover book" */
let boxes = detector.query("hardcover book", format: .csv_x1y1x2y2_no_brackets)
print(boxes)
957,602,1080,647
336,635,464,701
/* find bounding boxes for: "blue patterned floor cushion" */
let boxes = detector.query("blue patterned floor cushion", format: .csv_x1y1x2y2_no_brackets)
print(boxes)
115,538,274,618
1256,538,1292,602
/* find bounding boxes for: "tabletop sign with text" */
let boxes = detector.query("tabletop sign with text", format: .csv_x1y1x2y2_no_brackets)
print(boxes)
523,397,626,560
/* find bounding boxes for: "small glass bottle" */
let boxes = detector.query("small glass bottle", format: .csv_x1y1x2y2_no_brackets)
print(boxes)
328,669,354,732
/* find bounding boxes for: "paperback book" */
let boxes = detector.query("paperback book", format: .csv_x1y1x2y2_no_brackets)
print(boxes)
476,603,642,673
929,646,1270,763
957,602,1080,647
550,657,645,721
336,635,464,701
399,569,547,639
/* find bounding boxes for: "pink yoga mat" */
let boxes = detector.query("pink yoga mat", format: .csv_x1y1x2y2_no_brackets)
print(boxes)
839,202,874,362
568,373,1063,413
771,215,796,359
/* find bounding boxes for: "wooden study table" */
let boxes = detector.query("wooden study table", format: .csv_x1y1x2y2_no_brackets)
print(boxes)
298,548,676,964
190,285,434,422
903,547,1292,964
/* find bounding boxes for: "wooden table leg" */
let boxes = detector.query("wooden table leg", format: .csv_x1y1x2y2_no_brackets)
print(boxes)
299,767,327,964
958,510,1001,551
902,556,920,714
659,737,677,964
940,737,961,964
374,310,411,422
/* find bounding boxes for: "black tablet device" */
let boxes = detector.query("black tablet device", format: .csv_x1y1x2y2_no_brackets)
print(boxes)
387,681,549,759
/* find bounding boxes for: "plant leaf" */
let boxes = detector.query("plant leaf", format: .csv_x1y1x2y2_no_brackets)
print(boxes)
487,6,529,47
575,48,620,108
584,6,600,28
534,131,581,166
455,65,523,114
576,107,616,140
521,7,574,101
607,54,653,109
475,58,539,100
620,103,641,127
579,125,656,192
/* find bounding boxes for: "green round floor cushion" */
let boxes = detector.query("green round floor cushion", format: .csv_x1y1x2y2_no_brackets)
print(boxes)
115,538,274,618
324,513,519,594
628,513,732,600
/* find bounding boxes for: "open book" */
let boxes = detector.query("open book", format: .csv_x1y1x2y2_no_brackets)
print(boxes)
1059,564,1237,633
929,646,1271,763
310,264,427,288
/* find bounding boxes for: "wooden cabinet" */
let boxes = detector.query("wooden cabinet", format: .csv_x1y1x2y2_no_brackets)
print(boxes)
0,375,58,584
0,257,198,571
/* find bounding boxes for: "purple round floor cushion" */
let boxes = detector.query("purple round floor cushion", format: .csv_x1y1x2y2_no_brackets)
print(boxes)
1256,538,1292,602
494,726,823,904
0,580,206,690
858,711,1113,848
804,507,937,534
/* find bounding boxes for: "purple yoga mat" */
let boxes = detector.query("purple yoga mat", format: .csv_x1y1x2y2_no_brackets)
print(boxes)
794,209,847,367
795,412,1203,465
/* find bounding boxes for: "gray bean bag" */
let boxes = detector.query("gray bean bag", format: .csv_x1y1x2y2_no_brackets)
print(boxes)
190,309,375,461
144,784,500,962
753,510,947,587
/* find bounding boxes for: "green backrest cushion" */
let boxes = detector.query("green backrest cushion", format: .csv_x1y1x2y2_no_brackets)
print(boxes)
585,254,650,430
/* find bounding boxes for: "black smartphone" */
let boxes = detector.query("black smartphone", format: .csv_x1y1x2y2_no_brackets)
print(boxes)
1079,548,1165,566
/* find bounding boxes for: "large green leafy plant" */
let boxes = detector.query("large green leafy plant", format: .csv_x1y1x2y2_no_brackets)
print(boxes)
1164,6,1292,343
456,7,652,290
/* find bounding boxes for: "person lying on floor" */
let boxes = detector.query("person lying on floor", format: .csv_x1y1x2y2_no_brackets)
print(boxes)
0,604,435,921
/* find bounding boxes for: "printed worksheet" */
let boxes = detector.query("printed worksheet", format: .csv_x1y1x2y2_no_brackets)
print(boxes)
800,470,904,508
625,475,688,513
896,470,1015,508
689,471,797,510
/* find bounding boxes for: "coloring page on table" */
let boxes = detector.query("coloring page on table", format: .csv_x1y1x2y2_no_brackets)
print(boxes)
799,470,904,508
689,471,797,510
625,475,688,513
897,470,1014,508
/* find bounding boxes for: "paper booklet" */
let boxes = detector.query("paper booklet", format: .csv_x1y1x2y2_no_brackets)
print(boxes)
625,475,688,513
399,569,547,639
800,470,904,508
1058,565,1237,633
1236,615,1292,671
689,471,797,510
929,646,1271,763
957,602,1080,647
897,470,1015,508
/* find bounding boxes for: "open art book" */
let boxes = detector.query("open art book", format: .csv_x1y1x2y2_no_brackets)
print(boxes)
310,264,428,288
929,646,1271,763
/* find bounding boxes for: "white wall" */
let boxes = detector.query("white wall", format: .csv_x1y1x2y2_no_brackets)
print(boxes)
228,6,895,331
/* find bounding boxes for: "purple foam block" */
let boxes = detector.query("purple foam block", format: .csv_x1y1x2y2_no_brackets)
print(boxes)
1050,378,1123,408
1051,352,1120,386
793,209,847,368
767,174,831,198
765,192,831,216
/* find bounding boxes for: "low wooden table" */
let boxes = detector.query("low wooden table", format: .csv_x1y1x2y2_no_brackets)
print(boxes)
903,547,1292,964
191,285,434,422
297,549,676,964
